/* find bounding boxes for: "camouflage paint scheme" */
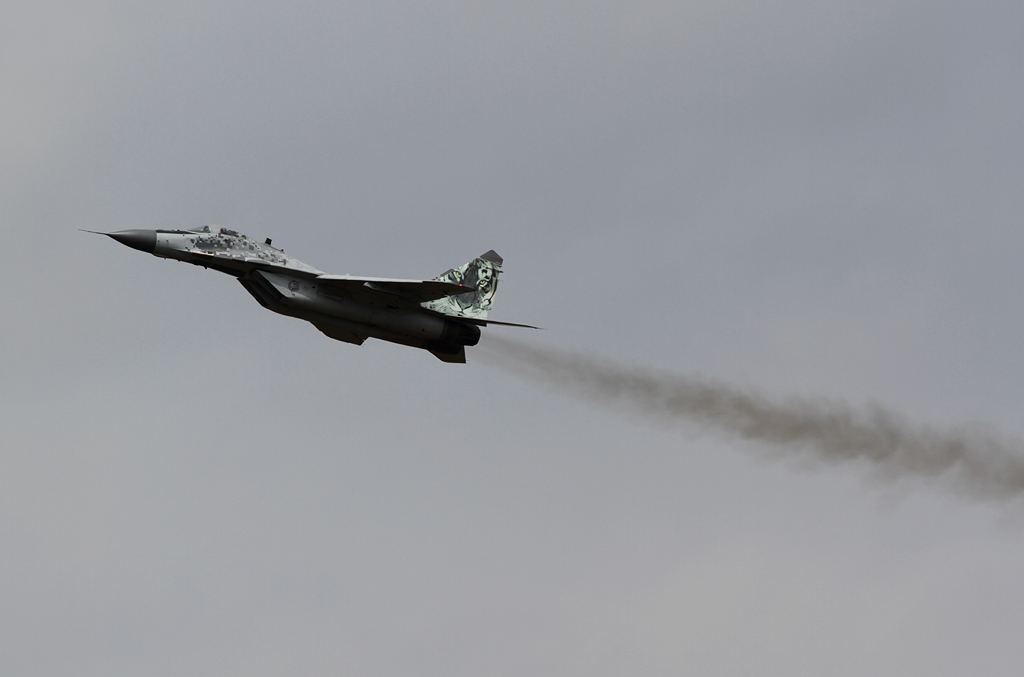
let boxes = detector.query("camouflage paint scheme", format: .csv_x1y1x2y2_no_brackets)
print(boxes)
91,225,534,363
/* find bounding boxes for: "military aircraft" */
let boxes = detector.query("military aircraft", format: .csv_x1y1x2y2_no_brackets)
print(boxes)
88,226,535,363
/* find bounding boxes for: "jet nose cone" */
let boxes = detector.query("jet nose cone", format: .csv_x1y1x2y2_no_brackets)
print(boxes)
107,229,157,254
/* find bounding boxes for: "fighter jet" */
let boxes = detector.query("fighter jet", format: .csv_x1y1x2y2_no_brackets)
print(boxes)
89,226,535,363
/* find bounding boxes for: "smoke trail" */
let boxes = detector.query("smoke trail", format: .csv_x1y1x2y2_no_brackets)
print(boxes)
477,335,1024,501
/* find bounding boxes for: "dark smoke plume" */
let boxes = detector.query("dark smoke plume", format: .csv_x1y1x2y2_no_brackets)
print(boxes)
478,336,1024,500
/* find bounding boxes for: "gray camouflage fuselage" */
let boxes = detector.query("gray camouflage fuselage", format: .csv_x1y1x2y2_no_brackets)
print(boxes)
96,226,528,363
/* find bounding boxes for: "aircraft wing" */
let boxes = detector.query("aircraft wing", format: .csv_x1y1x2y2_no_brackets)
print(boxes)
186,249,323,278
315,275,476,302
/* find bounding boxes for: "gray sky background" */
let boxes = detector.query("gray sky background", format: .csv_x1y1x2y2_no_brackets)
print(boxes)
4,1,1024,674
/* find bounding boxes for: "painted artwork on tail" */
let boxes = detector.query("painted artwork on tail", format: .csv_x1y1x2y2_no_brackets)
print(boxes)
422,250,503,319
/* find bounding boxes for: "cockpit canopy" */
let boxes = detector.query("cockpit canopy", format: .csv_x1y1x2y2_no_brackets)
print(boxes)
189,225,241,237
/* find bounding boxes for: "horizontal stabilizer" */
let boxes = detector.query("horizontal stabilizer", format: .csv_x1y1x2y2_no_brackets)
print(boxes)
433,314,541,329
476,318,541,329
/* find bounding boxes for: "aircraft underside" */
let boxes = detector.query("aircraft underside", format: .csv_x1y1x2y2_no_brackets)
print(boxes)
238,269,480,363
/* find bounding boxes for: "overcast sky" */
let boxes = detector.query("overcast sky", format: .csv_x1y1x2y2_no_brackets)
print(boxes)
4,2,1024,675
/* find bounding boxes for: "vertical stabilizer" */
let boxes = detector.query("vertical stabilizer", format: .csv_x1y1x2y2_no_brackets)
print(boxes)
422,251,502,319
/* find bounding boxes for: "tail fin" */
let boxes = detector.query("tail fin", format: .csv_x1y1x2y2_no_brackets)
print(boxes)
422,250,502,319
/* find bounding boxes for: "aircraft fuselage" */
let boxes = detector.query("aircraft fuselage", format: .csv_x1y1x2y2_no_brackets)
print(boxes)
96,226,498,362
